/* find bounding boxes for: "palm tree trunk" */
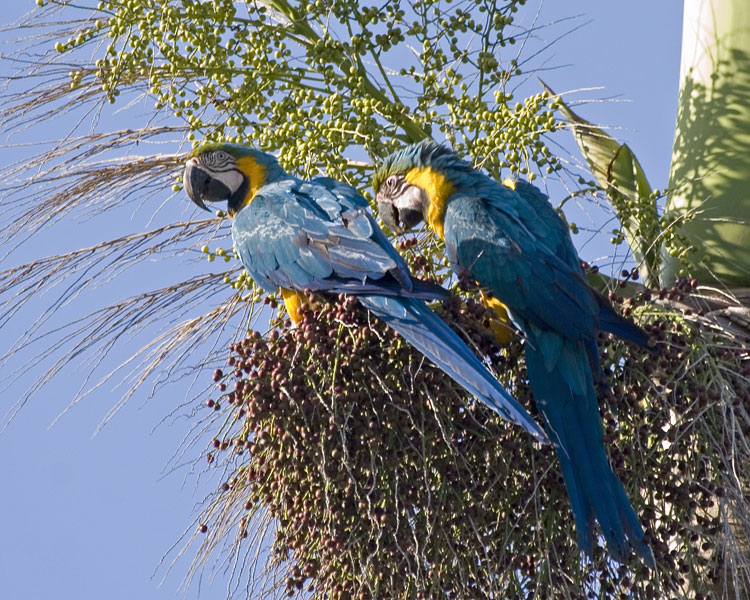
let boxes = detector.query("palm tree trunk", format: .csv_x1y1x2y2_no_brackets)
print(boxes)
662,0,750,287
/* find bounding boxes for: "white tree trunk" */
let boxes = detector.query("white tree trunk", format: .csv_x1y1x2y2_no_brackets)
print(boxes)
663,0,750,287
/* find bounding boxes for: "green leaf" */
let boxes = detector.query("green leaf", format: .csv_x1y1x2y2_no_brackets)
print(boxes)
542,81,661,287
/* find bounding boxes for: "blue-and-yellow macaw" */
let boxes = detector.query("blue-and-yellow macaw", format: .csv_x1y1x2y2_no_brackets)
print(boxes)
373,140,655,567
183,143,548,443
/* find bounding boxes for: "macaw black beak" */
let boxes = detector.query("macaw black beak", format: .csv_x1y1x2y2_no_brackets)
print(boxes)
376,188,426,233
183,159,231,212
395,206,424,231
377,196,403,233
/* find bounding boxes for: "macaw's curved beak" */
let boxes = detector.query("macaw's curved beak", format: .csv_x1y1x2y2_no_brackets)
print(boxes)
376,196,402,232
183,158,231,211
376,188,425,233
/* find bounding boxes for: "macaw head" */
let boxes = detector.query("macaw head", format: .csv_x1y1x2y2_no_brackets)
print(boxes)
373,140,473,238
184,143,283,216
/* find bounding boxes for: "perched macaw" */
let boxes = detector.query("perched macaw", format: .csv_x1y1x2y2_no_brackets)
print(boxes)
373,140,656,567
183,143,548,443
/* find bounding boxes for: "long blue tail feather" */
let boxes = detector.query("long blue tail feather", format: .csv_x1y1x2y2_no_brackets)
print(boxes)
525,336,656,567
359,295,549,444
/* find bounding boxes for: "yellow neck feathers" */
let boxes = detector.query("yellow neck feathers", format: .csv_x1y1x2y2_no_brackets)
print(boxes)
236,155,267,211
404,167,456,239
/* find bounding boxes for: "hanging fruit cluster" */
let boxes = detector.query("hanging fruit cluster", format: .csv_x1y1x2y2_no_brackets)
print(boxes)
194,276,749,599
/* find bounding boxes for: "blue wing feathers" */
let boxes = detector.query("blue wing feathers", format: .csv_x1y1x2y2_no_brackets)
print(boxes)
360,295,548,443
312,176,369,210
295,247,332,279
597,298,653,350
313,277,449,301
508,180,581,269
441,174,655,565
446,199,599,341
341,208,374,238
235,179,439,302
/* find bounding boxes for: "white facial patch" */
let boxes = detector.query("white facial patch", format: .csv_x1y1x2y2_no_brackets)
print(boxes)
393,183,426,213
215,168,245,195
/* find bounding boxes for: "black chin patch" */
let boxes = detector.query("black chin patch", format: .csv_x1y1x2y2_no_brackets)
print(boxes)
227,177,249,216
398,207,424,230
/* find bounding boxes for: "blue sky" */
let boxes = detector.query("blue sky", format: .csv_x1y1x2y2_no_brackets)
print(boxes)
0,2,683,598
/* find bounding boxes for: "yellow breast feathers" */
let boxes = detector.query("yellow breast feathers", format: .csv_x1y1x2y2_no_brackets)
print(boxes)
404,167,456,239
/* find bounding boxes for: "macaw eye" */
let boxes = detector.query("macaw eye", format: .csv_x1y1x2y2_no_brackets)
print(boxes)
214,150,230,161
383,175,400,193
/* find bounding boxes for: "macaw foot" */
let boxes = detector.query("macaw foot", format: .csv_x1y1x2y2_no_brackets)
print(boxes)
280,288,326,324
281,288,306,324
480,291,514,346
